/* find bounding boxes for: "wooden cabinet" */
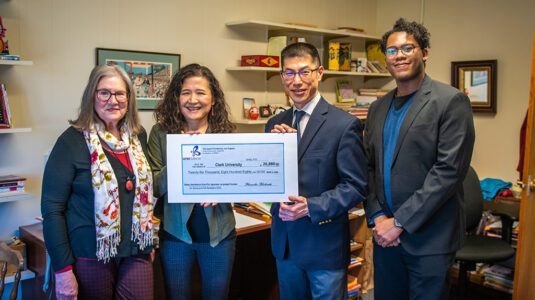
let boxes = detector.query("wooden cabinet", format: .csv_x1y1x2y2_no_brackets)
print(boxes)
348,205,371,298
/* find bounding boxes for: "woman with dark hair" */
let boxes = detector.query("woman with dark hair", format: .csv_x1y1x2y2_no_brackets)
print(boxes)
41,64,155,300
148,63,236,299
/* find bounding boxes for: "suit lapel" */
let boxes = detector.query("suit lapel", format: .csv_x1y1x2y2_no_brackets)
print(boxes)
279,108,293,127
298,97,328,161
391,75,432,166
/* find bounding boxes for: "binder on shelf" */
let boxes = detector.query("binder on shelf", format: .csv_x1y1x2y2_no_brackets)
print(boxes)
339,43,352,71
0,84,12,128
328,42,340,71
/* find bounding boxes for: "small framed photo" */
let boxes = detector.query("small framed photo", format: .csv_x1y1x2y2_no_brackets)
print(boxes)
96,48,181,110
242,98,255,119
260,106,272,118
451,60,497,113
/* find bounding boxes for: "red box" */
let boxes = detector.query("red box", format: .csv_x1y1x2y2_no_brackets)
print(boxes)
241,55,280,67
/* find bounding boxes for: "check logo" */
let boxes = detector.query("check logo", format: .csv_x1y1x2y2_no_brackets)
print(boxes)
191,145,201,157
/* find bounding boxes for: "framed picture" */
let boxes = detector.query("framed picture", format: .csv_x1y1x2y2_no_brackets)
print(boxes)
451,60,497,113
260,105,272,118
96,48,181,109
242,98,255,119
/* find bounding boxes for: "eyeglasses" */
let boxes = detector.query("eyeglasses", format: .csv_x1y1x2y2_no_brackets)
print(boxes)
385,44,419,57
96,89,128,103
281,67,320,81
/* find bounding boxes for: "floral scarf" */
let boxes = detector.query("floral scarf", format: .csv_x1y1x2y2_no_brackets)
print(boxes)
83,123,154,262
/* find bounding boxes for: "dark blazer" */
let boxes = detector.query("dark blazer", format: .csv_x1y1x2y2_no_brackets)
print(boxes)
41,126,152,271
364,75,475,255
265,97,367,270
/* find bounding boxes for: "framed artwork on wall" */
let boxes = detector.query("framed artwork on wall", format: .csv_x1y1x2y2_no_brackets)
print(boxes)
96,48,181,109
451,60,497,113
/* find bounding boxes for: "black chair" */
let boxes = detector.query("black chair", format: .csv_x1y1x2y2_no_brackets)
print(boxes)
0,241,24,300
455,166,516,299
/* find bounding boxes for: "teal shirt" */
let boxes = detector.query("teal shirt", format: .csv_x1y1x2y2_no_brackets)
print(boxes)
147,123,236,246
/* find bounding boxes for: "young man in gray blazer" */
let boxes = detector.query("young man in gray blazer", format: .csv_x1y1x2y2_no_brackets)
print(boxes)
364,18,475,300
266,43,367,300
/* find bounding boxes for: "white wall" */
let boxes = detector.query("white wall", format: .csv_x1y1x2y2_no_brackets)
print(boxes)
0,0,377,239
377,0,535,183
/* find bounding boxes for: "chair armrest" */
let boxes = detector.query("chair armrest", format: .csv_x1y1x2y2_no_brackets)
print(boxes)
491,212,517,244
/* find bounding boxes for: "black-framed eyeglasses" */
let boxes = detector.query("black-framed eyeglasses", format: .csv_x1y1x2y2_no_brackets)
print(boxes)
96,89,128,103
281,67,320,81
385,44,419,57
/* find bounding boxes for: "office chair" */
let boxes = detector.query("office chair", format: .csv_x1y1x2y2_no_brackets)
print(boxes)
0,241,24,300
455,166,516,299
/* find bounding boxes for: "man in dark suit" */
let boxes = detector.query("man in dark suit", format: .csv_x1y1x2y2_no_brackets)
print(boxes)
364,18,475,300
265,42,367,299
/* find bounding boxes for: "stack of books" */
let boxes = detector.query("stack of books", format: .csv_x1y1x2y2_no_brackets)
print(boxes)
347,274,361,297
348,255,363,269
366,60,388,74
333,102,369,120
0,54,21,61
483,264,514,294
0,175,26,196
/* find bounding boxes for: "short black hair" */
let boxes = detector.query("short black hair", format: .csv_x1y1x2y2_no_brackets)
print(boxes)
380,18,431,53
280,42,321,68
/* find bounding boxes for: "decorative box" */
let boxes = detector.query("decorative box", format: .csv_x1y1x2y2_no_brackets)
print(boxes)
241,55,280,67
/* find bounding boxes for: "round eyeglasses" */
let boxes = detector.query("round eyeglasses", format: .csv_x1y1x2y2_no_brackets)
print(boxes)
385,44,420,57
96,89,128,103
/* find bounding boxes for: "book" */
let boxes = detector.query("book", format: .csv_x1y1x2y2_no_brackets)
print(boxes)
356,57,367,72
367,61,379,73
242,98,255,119
267,36,287,57
0,54,20,61
339,43,351,71
336,81,354,103
0,84,11,128
328,42,340,71
370,60,388,73
484,264,514,281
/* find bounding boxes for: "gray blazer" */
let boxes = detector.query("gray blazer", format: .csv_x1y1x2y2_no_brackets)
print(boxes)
364,75,475,255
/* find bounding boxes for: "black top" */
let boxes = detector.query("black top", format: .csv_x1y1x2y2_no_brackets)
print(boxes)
41,126,152,271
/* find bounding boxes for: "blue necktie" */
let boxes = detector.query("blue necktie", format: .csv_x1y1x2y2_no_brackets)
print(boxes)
293,110,306,144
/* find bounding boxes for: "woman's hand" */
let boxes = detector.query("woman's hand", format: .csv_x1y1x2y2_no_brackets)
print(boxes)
181,130,202,134
55,269,78,300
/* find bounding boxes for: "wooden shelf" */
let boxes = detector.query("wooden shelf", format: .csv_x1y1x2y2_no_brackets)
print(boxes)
226,20,381,41
0,60,33,66
350,242,363,252
0,128,32,134
0,193,35,203
4,269,36,284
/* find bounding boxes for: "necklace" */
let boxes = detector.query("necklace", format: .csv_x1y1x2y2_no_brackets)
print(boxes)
101,139,135,191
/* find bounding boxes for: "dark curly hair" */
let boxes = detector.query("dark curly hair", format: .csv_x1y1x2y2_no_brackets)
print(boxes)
154,63,235,134
380,18,431,53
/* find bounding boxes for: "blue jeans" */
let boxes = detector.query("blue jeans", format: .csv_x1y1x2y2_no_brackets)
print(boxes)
276,258,347,300
160,230,236,300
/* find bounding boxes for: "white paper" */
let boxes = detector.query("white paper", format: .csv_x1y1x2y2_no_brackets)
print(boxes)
167,133,298,203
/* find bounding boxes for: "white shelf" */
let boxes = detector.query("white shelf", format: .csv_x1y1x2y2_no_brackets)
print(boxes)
0,60,33,66
233,119,269,125
4,269,36,284
0,128,32,134
226,66,391,78
0,193,35,203
226,20,381,41
227,66,280,72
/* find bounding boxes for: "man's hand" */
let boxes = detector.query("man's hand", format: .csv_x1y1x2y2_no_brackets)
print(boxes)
279,196,309,221
271,124,297,133
373,217,403,248
200,202,218,207
55,269,78,300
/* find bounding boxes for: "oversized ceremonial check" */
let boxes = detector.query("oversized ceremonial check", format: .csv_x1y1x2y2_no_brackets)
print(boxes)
167,133,298,203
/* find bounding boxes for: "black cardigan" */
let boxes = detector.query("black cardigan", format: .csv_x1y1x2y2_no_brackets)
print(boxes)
41,126,152,271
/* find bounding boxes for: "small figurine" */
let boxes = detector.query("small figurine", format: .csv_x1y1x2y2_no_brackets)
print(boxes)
248,106,260,120
0,16,9,54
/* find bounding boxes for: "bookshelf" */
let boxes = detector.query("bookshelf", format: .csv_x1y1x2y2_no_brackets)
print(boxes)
0,61,34,204
225,20,390,128
348,205,370,296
